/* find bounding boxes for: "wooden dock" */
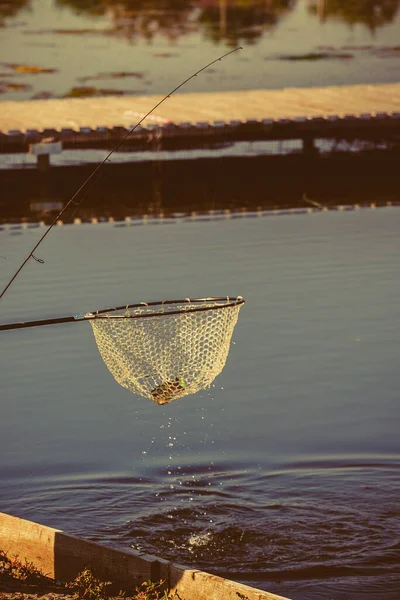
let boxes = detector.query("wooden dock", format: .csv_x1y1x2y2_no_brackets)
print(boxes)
0,83,399,156
1,83,399,131
0,512,290,600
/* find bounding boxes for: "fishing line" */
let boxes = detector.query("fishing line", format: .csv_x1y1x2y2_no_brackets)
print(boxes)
0,47,242,300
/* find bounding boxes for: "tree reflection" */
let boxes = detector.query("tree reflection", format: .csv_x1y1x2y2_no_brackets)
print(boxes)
110,1,196,43
308,0,400,30
199,0,296,46
55,0,106,16
55,0,296,42
0,0,30,24
56,1,198,40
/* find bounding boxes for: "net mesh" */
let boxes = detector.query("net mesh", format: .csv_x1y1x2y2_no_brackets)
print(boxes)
88,298,243,404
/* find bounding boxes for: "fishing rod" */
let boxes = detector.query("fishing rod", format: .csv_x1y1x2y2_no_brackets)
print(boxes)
1,46,242,301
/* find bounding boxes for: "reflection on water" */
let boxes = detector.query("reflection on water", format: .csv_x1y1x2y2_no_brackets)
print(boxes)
198,0,294,46
1,153,399,224
1,0,400,100
55,0,296,45
0,0,29,23
6,0,400,33
57,0,198,42
309,0,400,30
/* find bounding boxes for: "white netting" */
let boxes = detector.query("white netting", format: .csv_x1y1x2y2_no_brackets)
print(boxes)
88,298,243,404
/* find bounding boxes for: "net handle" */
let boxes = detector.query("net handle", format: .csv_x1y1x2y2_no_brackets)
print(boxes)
0,297,245,331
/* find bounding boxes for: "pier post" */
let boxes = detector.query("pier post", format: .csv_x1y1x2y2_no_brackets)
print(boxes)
302,136,317,156
29,138,62,171
37,153,50,172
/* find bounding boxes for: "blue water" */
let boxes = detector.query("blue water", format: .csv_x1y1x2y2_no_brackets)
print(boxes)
1,207,399,599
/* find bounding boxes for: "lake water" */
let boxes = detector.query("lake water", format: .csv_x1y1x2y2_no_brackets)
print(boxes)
1,206,399,599
1,0,400,101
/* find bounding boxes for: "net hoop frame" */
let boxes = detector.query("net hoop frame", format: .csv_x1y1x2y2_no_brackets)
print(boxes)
0,297,245,331
85,296,245,320
0,296,245,403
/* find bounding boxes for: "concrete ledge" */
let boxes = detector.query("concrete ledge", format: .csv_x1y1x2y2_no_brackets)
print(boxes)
0,512,291,600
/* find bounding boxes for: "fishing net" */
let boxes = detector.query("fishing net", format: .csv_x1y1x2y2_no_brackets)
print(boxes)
87,297,244,404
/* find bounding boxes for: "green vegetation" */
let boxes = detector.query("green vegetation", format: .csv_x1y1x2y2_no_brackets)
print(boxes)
0,549,50,584
0,550,181,600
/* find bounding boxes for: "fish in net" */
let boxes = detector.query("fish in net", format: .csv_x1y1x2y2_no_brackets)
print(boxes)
88,297,244,404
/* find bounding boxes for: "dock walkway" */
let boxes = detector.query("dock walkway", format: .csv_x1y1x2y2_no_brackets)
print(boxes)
1,83,399,157
1,83,399,131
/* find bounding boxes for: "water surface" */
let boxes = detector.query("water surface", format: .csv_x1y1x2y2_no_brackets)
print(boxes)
1,207,399,599
1,0,399,101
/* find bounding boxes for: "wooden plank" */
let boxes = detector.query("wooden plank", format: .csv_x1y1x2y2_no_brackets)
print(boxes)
0,512,291,599
163,562,290,600
0,83,399,133
0,512,154,585
0,512,56,577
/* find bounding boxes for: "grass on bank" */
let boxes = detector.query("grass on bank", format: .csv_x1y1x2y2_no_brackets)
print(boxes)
0,550,182,600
